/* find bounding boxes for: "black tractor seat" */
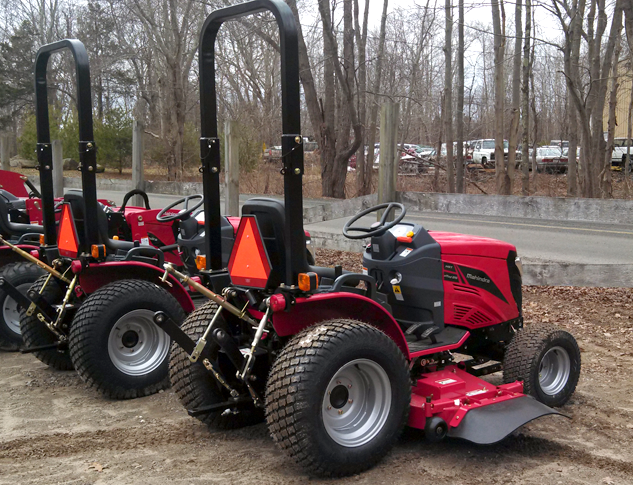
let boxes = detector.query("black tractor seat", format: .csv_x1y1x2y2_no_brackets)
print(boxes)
241,197,359,289
0,196,43,239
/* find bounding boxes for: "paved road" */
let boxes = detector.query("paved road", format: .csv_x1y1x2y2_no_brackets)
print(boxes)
306,211,633,265
72,188,633,265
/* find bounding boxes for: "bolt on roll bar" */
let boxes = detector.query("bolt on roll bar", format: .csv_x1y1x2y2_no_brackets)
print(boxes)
34,39,99,252
198,0,308,283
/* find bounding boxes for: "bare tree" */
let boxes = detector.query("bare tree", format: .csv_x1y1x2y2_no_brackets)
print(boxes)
520,0,531,195
507,0,522,195
317,0,363,198
365,0,389,184
455,0,464,193
444,0,454,192
127,0,202,181
491,0,508,194
354,0,371,196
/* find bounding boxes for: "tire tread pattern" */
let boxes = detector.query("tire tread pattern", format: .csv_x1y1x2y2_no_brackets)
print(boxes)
0,262,45,347
503,323,581,406
19,274,74,370
169,300,263,429
265,319,410,477
69,279,185,399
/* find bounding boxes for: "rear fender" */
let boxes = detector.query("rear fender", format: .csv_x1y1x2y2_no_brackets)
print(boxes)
0,245,39,268
272,292,410,359
77,261,195,313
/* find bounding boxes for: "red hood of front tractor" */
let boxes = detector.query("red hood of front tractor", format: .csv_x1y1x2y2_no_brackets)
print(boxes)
429,231,516,259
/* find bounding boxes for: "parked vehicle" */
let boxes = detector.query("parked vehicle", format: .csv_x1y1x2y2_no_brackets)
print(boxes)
536,146,568,173
151,1,580,477
263,146,282,162
471,139,509,168
611,138,633,168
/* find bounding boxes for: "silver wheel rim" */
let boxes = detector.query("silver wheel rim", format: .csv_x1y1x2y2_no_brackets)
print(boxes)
1,282,32,336
321,358,391,448
539,346,571,395
107,309,170,376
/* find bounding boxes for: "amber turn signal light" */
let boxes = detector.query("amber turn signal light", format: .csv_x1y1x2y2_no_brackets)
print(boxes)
91,244,106,260
39,234,45,245
196,255,207,270
298,272,318,292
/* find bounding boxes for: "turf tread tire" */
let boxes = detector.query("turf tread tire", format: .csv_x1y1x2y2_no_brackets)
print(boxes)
503,323,580,407
69,279,185,400
0,262,45,348
19,275,74,370
169,300,264,429
265,320,410,477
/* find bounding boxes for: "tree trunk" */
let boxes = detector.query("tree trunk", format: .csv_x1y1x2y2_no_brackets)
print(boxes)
318,0,363,198
455,0,465,193
602,33,622,198
491,0,508,194
444,0,454,193
507,0,522,195
521,0,531,195
366,0,389,181
354,0,370,196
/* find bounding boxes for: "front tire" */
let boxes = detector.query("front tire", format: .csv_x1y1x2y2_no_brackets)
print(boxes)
266,320,410,477
69,279,185,399
0,262,45,349
503,323,581,407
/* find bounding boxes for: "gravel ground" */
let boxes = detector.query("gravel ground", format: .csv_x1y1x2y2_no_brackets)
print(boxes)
0,249,631,484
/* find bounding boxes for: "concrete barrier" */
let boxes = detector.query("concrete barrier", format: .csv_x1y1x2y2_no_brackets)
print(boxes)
398,191,633,225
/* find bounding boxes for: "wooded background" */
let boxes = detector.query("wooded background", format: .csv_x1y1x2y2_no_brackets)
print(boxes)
0,0,632,199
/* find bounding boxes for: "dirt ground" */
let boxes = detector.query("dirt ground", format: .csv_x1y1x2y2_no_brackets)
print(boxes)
0,249,632,484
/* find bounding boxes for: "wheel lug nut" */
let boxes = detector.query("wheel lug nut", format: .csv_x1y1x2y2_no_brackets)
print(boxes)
338,409,344,415
348,399,353,404
327,406,332,410
336,380,341,385
348,384,352,389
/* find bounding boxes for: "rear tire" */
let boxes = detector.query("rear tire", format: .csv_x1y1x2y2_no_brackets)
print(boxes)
69,279,185,399
19,275,74,370
266,320,410,477
503,323,580,407
0,262,45,349
170,301,263,429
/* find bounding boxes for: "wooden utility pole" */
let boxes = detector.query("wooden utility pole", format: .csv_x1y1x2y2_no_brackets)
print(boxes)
132,121,145,207
378,102,399,222
224,120,239,217
0,135,9,171
52,140,63,198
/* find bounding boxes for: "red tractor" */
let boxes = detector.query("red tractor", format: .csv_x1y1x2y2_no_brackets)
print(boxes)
151,0,581,477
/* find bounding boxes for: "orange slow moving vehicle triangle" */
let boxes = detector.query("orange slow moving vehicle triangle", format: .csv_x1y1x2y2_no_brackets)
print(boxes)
57,203,80,258
228,215,271,288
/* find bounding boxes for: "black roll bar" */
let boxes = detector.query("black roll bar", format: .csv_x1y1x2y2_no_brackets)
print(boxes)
34,39,99,251
199,0,308,283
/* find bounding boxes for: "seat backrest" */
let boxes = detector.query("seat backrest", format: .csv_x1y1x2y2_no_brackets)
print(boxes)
0,195,43,238
241,198,287,288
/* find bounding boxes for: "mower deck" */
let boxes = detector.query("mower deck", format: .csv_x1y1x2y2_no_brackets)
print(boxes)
408,365,565,444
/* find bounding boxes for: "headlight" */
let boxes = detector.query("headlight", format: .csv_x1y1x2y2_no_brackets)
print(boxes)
515,256,523,277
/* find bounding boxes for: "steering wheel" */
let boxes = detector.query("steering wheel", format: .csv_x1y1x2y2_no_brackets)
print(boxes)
120,189,151,212
156,194,204,222
343,202,406,239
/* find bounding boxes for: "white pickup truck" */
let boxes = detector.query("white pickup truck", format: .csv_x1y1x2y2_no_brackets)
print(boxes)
471,139,509,168
612,138,633,167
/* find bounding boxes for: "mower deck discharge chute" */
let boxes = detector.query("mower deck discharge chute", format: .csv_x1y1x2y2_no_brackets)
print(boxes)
147,0,581,477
